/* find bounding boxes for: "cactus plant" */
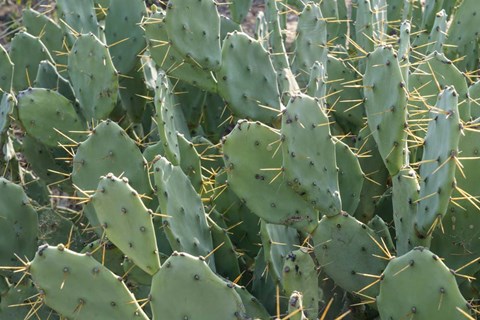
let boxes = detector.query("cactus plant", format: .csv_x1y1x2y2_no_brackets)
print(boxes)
1,0,480,319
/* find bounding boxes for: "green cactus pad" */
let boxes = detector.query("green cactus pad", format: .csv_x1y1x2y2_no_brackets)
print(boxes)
426,10,448,55
281,94,342,216
68,33,119,120
140,52,157,91
17,88,85,147
386,0,404,30
312,213,389,298
220,15,242,40
210,220,241,281
29,245,149,319
278,67,301,105
0,279,54,319
397,21,411,84
431,126,480,278
469,80,480,119
213,170,261,260
118,65,148,124
353,126,390,222
0,44,13,93
153,72,181,165
291,2,328,87
0,178,38,272
391,167,423,255
251,247,279,314
71,120,150,233
10,32,54,92
80,240,125,277
72,120,150,195
377,247,471,320
409,52,469,122
149,251,246,319
201,92,233,143
122,256,153,286
233,285,271,319
0,94,15,147
165,0,222,71
153,156,214,267
319,0,341,42
229,0,253,23
143,141,165,165
177,133,203,193
21,134,71,188
414,86,462,238
287,291,308,320
191,136,223,174
364,45,408,176
91,174,161,275
445,0,480,71
264,0,289,72
335,138,364,214
174,81,205,130
326,53,365,133
56,0,99,44
217,31,281,124
22,170,50,206
402,0,422,27
306,61,327,101
367,215,395,253
222,120,319,232
371,0,387,44
355,0,374,54
421,0,444,33
260,221,301,283
104,0,146,74
33,60,76,102
143,12,218,93
22,8,66,66
282,248,319,319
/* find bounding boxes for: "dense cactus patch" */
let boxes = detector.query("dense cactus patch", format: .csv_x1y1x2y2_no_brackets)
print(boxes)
1,1,480,319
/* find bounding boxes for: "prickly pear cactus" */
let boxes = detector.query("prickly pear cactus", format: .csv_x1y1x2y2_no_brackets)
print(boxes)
0,178,38,273
149,252,246,319
222,120,318,232
91,174,161,275
68,33,119,120
377,247,472,320
29,245,149,319
216,32,282,124
2,0,480,318
17,88,86,147
164,0,222,71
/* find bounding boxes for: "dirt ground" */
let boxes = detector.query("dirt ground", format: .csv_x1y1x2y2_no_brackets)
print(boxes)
0,0,50,46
